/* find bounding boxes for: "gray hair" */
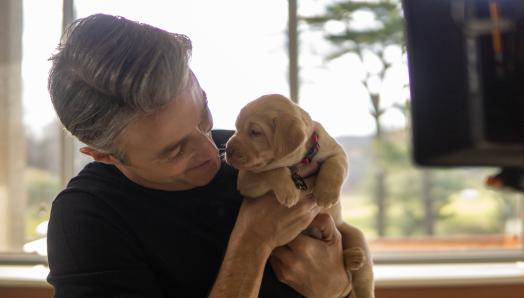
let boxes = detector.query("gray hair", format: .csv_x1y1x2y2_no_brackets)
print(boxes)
48,14,192,162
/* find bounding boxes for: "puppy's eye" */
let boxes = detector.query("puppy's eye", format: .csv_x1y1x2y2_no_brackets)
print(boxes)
250,129,262,137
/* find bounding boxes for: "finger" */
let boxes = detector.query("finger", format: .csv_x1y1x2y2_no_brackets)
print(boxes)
271,245,294,261
286,233,316,253
270,256,296,287
310,213,339,241
299,191,315,200
269,254,285,281
292,194,318,211
288,204,320,233
270,246,300,280
303,225,323,239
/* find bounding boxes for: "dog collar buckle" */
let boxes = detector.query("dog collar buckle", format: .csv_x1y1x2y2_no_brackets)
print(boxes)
292,171,308,191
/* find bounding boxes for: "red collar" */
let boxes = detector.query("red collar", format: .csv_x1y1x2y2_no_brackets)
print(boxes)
291,132,320,191
301,132,320,164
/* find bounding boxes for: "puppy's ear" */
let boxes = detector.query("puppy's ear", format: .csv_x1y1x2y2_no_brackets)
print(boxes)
273,113,307,157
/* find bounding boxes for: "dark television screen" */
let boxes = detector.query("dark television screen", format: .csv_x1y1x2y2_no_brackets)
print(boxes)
403,0,524,167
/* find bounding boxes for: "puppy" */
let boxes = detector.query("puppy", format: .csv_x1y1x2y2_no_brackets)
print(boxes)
225,94,375,298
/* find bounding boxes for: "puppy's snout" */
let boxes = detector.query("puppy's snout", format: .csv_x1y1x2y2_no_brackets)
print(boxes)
226,144,243,159
226,146,235,157
225,140,245,164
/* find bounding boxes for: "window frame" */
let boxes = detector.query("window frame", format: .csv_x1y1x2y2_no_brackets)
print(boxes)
1,0,523,267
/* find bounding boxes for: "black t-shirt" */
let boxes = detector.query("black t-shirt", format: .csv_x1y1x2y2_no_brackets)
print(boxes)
47,130,301,298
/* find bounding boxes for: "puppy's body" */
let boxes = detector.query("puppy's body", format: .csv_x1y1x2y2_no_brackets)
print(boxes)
226,94,374,298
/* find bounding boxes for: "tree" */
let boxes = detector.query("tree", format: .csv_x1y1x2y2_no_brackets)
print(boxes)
302,0,404,236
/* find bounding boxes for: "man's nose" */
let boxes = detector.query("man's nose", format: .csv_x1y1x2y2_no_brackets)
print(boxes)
186,130,217,156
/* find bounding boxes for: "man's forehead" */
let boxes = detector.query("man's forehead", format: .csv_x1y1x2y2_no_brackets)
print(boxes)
118,74,205,152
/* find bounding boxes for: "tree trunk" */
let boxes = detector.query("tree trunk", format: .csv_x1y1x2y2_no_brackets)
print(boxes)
422,170,434,235
373,108,387,237
362,52,389,237
375,166,387,236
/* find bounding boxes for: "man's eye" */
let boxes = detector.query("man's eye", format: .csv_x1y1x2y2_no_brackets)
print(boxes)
168,148,183,161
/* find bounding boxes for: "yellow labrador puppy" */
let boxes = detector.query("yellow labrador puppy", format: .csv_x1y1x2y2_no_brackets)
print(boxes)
225,94,374,298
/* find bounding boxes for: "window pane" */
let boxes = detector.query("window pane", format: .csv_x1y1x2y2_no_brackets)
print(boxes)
73,0,289,173
7,0,290,258
74,0,289,132
298,0,523,254
20,0,63,256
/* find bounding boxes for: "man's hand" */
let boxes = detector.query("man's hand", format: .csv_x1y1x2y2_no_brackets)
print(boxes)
209,193,321,298
234,192,322,252
270,213,352,298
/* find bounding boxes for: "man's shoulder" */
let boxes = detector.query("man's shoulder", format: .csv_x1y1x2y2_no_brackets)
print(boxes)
66,161,126,192
51,161,131,211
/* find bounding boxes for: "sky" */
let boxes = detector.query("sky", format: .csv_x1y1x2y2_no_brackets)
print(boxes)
22,0,409,139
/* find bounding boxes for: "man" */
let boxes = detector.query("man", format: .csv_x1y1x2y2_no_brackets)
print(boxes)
47,13,353,298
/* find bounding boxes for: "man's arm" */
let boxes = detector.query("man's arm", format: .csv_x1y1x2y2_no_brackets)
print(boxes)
271,213,352,298
209,193,321,298
207,223,271,297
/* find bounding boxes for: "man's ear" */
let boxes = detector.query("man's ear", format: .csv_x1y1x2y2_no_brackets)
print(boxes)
79,147,121,165
272,113,307,158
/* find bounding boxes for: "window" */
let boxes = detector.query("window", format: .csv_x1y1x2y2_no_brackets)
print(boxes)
74,0,289,131
1,0,522,266
2,0,290,258
0,0,63,257
297,0,523,259
72,0,290,172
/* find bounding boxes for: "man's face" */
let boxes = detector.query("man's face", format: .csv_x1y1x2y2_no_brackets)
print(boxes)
114,74,221,191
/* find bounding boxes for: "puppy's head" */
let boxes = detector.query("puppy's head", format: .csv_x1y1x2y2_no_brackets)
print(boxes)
225,94,311,172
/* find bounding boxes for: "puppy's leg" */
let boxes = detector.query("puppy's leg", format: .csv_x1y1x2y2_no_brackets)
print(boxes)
265,167,302,207
237,170,272,198
238,168,301,207
338,222,375,298
314,153,348,208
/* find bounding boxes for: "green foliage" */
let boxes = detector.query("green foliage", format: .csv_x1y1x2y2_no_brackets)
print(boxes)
372,137,409,170
26,168,60,206
302,0,404,59
303,0,518,239
437,190,504,235
24,167,59,240
348,128,518,237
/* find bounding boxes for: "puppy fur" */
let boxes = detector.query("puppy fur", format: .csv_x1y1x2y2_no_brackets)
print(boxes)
225,94,375,298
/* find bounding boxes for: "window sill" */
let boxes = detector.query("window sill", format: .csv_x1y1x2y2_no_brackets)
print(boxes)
374,262,524,287
0,262,523,288
0,265,50,287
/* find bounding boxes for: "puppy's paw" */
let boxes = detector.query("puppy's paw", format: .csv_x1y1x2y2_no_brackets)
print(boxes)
343,247,366,271
313,187,339,208
274,184,301,207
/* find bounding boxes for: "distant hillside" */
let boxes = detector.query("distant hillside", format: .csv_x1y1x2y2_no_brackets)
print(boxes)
335,135,373,192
